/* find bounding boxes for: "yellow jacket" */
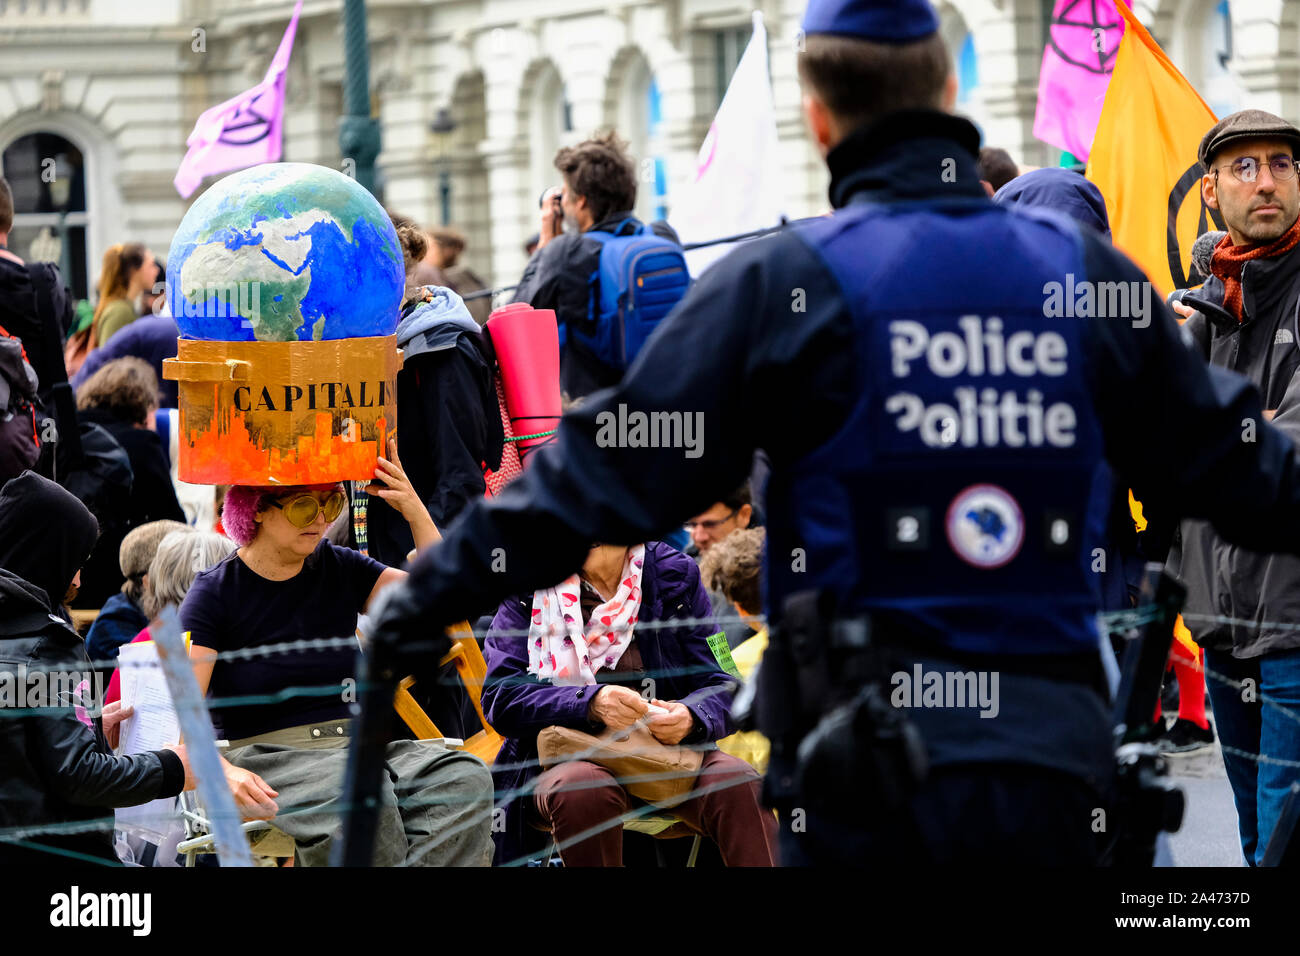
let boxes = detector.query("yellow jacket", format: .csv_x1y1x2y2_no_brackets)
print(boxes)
716,628,770,773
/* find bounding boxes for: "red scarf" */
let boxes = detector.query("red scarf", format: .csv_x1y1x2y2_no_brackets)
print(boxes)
1210,215,1300,321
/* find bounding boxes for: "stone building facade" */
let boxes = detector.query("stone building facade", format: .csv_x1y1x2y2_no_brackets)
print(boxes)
0,0,1289,298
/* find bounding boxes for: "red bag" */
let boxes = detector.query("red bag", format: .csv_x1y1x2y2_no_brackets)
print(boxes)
0,324,42,481
482,374,523,496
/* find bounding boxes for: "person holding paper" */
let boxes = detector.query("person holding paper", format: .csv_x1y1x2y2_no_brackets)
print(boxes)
0,471,196,865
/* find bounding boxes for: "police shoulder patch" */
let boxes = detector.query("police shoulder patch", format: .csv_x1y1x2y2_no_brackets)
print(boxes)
944,483,1024,569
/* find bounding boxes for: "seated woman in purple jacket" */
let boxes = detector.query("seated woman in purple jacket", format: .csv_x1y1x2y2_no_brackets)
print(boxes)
483,540,778,866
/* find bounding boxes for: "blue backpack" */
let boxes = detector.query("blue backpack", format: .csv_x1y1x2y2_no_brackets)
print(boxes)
574,219,691,371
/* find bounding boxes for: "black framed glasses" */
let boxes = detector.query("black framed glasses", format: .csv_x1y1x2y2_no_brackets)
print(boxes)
1215,156,1300,184
270,490,346,529
684,507,738,533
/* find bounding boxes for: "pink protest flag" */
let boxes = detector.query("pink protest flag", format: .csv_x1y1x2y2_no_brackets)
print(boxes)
173,0,303,198
1033,0,1125,162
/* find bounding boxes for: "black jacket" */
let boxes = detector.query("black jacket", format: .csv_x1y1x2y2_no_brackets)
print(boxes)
1173,241,1300,653
0,472,184,865
512,213,681,399
0,257,74,407
366,289,503,740
367,289,503,566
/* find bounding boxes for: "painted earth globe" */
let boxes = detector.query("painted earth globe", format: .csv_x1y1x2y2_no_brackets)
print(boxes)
167,163,404,342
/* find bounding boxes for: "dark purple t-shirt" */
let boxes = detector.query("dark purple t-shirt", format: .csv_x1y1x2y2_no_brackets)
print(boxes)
179,541,386,740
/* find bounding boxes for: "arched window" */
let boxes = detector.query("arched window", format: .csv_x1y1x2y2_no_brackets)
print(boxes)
1200,0,1243,116
939,5,984,134
958,33,980,108
611,50,667,223
528,63,570,204
647,78,667,222
1,131,89,299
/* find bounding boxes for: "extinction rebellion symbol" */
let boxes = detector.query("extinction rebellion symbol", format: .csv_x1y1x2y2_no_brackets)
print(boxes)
219,99,273,147
1048,0,1123,75
1167,163,1227,289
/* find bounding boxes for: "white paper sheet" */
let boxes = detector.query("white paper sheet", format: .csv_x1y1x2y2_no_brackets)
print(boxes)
114,641,181,836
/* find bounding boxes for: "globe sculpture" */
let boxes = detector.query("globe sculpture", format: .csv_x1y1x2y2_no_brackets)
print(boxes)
162,163,404,486
167,163,403,341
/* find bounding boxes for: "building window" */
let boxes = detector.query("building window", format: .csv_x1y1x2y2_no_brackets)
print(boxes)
529,64,568,201
714,26,753,108
957,32,979,107
1,132,89,299
1200,0,1242,116
648,77,668,222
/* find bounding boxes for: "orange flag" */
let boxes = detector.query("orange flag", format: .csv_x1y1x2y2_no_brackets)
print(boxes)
1086,0,1220,298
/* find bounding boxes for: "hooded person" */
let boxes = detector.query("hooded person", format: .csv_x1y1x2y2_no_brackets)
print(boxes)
0,470,191,865
363,284,503,740
366,286,503,566
992,166,1111,239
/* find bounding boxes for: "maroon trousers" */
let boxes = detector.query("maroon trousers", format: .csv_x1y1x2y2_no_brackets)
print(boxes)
533,749,778,866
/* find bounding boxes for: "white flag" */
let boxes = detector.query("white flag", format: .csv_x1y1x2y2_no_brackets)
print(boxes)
671,11,787,275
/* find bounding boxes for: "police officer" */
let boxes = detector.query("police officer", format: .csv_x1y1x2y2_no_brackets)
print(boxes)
371,0,1300,865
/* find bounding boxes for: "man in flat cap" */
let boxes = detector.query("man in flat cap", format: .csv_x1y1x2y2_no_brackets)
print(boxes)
1172,109,1300,865
367,0,1300,867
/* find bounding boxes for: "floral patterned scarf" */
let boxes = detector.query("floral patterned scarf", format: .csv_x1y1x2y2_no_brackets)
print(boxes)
527,544,645,686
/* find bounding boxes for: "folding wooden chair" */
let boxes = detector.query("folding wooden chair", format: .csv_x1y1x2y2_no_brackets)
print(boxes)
393,621,504,765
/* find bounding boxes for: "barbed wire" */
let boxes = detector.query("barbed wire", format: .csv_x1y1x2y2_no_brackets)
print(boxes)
5,655,1299,863
13,614,765,677
11,591,1300,863
0,767,764,871
0,726,757,838
17,605,1275,683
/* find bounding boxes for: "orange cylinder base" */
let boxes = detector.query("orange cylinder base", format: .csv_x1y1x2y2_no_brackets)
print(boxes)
162,336,401,486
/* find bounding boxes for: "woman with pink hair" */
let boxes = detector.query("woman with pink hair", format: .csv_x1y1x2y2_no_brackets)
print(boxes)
178,441,496,866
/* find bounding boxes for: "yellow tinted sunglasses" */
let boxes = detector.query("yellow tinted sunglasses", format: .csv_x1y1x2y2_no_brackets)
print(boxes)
270,490,346,529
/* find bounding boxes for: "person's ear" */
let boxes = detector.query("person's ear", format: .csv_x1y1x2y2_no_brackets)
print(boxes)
1203,171,1220,211
802,91,834,157
941,72,958,112
736,504,753,529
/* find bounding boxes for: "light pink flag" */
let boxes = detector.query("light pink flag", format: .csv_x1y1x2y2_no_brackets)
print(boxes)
173,0,303,198
1033,0,1125,162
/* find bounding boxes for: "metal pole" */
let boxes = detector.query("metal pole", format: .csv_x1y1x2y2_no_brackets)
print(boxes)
339,0,381,196
152,607,253,867
56,211,72,290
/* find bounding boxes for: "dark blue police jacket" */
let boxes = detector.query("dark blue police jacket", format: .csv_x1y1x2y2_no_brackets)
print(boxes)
403,110,1300,799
